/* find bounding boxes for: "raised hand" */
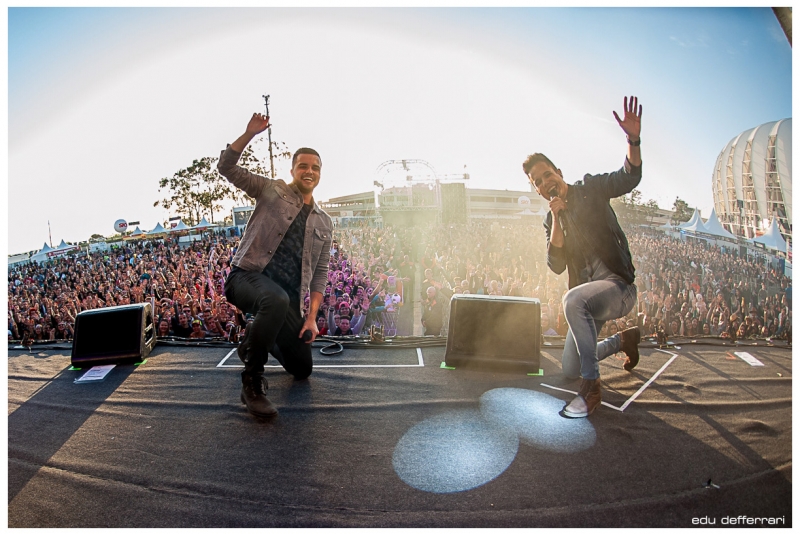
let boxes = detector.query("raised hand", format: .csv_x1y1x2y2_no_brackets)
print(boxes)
612,95,642,139
245,113,270,136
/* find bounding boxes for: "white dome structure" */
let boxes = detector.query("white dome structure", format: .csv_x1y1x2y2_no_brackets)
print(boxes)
712,118,791,242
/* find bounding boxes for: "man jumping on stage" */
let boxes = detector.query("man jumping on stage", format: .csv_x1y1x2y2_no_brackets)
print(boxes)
523,96,644,418
219,112,333,418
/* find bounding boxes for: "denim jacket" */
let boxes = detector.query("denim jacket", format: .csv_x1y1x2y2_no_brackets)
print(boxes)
218,146,333,304
545,158,642,289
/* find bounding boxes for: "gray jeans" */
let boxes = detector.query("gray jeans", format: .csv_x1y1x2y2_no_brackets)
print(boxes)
561,258,637,380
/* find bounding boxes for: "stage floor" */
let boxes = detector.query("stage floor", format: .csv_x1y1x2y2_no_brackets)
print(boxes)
8,339,792,527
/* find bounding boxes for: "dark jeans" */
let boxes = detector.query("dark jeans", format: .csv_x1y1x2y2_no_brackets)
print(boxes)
224,268,312,381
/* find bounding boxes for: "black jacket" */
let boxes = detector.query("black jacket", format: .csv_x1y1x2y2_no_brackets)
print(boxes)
545,159,641,289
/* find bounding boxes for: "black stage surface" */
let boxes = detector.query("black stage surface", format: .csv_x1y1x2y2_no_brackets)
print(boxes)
8,337,792,528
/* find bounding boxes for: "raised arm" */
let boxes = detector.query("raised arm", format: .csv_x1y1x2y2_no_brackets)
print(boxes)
217,113,272,198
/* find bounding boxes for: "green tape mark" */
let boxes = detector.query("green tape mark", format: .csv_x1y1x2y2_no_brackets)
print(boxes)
527,369,544,376
440,362,456,370
134,359,147,366
68,366,82,371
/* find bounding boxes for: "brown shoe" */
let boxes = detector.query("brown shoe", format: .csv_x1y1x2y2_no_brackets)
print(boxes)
562,378,602,418
621,327,642,371
240,374,277,418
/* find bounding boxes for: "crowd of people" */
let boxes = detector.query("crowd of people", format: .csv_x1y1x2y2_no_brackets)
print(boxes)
7,226,418,343
7,221,792,344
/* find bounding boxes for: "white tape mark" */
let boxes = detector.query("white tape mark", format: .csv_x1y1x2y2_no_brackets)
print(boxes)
217,346,425,368
217,348,237,368
539,350,679,413
619,353,678,411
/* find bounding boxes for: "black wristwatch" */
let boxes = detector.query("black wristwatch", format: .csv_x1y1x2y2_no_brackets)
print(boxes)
627,136,641,147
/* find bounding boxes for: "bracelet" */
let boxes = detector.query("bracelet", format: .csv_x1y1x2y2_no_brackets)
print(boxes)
627,136,641,147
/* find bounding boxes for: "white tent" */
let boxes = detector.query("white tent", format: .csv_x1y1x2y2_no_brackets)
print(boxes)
56,239,79,252
147,222,168,234
701,208,737,240
123,226,146,241
170,220,191,232
678,209,705,230
752,218,787,252
192,217,214,229
679,212,708,234
30,240,78,263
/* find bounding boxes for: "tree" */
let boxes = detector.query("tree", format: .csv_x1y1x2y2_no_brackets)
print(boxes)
154,138,292,225
671,197,693,225
644,199,660,226
154,156,225,226
611,189,646,226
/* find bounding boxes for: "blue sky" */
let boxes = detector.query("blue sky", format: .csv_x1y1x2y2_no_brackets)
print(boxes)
6,7,792,254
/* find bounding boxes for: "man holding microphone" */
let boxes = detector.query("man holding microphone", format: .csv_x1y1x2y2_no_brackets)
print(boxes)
522,96,644,418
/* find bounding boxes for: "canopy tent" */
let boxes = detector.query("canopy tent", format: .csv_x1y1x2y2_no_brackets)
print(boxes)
657,220,681,235
147,222,168,235
122,226,147,241
55,239,79,252
677,208,704,229
192,217,214,230
170,220,191,232
678,213,708,234
30,240,79,263
701,208,737,240
752,218,788,252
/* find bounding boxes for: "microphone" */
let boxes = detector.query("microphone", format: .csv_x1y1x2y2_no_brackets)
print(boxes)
549,187,566,234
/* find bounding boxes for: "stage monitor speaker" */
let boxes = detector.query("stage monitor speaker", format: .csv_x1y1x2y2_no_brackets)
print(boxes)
71,303,156,367
445,294,540,373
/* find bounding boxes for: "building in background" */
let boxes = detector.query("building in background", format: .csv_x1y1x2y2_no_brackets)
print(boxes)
712,118,792,242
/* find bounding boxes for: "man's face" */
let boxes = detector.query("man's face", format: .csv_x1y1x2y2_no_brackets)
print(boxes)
527,161,566,200
340,318,350,331
290,153,322,195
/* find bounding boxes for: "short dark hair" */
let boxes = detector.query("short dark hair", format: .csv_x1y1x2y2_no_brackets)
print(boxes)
292,148,322,168
522,153,557,176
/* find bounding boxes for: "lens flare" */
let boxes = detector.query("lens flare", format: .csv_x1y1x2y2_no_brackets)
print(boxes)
392,409,519,493
480,388,596,453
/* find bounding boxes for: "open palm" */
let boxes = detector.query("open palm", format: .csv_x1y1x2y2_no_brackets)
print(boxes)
613,96,642,138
